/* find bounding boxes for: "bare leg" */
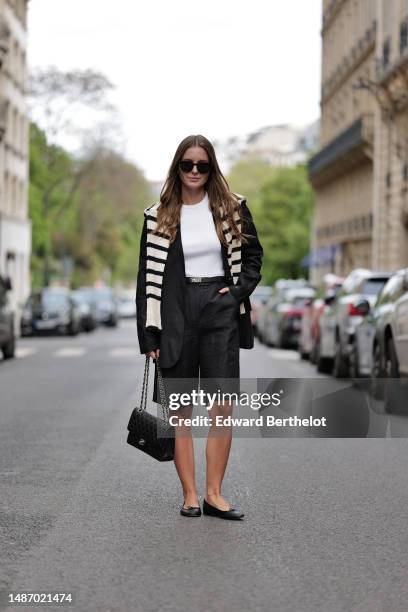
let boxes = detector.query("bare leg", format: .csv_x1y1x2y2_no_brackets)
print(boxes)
173,405,200,507
205,400,234,511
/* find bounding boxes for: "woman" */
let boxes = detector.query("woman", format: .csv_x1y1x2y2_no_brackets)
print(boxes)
136,134,263,520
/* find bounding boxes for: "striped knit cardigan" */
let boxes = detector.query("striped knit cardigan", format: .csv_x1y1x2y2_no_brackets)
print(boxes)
143,192,247,331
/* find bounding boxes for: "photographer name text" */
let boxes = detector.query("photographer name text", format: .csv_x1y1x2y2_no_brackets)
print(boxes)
168,415,327,428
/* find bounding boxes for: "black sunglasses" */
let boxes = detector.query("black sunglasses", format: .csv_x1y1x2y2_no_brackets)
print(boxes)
179,160,211,175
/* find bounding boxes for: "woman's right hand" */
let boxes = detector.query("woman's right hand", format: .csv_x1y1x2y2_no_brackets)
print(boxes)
146,348,160,361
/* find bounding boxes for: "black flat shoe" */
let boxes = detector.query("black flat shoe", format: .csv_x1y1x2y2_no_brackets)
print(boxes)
180,505,202,517
203,498,244,520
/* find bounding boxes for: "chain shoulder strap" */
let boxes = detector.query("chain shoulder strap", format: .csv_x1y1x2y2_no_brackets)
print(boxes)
137,355,170,423
137,355,150,412
156,356,170,422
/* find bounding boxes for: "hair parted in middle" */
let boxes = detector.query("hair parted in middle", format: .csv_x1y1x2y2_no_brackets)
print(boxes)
154,134,250,246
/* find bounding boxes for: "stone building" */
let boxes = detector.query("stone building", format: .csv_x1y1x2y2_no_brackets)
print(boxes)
0,0,31,323
308,0,408,283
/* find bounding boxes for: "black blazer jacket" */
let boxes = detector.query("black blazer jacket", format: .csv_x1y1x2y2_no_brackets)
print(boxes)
136,197,264,369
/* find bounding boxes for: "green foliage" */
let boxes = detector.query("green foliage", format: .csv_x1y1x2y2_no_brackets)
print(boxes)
227,158,277,216
257,165,314,284
227,158,314,285
29,122,152,288
29,123,75,287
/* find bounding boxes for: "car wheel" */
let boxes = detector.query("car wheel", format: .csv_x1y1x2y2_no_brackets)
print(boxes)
309,344,317,365
278,331,286,349
349,342,360,380
332,336,349,379
2,334,16,359
315,339,333,374
68,321,79,336
370,342,385,400
300,350,309,360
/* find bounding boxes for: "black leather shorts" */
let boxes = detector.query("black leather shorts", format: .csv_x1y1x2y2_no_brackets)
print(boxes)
152,278,240,406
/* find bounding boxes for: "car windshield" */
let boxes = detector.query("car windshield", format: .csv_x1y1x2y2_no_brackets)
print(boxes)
361,279,388,296
34,292,67,310
72,291,92,303
79,288,113,302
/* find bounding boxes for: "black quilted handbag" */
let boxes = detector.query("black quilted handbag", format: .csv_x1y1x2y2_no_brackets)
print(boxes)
126,355,175,461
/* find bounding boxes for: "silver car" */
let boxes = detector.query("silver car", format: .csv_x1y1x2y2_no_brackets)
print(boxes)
317,269,392,378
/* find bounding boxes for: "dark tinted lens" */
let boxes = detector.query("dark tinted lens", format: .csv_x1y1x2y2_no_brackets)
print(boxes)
179,160,194,173
196,162,210,174
179,160,211,174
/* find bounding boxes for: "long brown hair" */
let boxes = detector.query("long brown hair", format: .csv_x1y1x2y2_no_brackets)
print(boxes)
155,135,249,246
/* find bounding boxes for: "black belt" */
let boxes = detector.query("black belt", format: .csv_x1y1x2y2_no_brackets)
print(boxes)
185,275,227,285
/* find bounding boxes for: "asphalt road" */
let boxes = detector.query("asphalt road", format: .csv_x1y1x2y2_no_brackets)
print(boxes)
1,321,408,612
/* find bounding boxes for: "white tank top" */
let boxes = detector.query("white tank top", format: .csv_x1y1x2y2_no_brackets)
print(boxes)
180,192,224,277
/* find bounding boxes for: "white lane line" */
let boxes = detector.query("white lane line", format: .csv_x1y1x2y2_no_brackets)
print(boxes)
267,349,300,361
110,347,139,358
16,347,38,358
55,347,87,358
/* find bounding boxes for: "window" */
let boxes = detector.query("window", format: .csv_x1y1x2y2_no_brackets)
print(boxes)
383,37,391,70
377,275,404,304
360,278,389,296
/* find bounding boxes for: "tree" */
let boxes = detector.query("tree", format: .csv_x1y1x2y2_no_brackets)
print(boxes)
28,67,122,285
227,158,277,216
69,149,152,286
29,123,153,288
29,122,75,287
257,165,314,284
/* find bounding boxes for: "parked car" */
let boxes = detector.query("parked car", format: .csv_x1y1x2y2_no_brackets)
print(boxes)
299,275,343,362
117,289,137,319
257,279,311,344
20,288,81,336
317,269,392,378
361,268,408,412
251,286,272,333
262,287,316,349
350,273,400,379
0,275,15,359
71,289,98,332
392,270,408,377
367,268,408,388
78,286,119,327
299,297,324,361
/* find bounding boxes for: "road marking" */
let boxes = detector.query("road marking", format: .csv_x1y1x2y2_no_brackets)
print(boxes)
55,347,87,358
267,349,300,361
110,347,139,357
16,347,38,358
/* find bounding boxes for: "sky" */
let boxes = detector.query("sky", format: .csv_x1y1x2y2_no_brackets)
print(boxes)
27,0,322,182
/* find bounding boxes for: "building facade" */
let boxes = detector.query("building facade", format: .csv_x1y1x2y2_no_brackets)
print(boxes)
309,0,408,283
0,0,31,325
